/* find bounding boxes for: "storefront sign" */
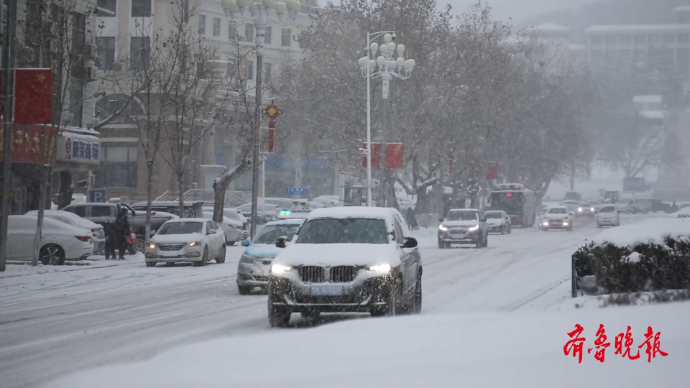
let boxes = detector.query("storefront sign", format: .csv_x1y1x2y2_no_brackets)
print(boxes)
56,132,100,168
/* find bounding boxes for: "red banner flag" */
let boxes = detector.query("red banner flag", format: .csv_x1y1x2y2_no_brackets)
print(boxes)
15,69,53,125
0,124,58,165
361,142,380,168
385,143,404,169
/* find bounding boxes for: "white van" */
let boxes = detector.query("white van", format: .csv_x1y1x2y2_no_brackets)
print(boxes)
627,198,652,213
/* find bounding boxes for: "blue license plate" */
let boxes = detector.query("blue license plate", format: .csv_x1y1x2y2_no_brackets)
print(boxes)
311,286,343,296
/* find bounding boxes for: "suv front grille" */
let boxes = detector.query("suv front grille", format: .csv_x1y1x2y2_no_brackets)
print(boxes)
298,266,325,283
159,244,186,251
330,266,358,283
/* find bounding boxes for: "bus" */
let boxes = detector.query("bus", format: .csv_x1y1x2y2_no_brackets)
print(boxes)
487,183,539,227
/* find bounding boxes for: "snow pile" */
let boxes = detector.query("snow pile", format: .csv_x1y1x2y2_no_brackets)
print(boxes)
593,217,690,246
46,303,689,388
672,207,690,218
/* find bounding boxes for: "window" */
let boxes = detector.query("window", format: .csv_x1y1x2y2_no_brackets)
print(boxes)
94,146,138,188
213,17,220,37
132,0,151,17
209,221,219,230
228,22,237,40
446,210,479,221
281,28,292,47
97,37,116,70
226,59,236,77
130,37,150,70
262,62,272,82
245,24,254,42
97,0,116,16
246,59,254,79
296,218,389,244
25,0,41,47
65,206,87,217
71,12,86,79
91,206,112,217
95,94,145,124
393,221,404,242
69,80,83,127
264,26,272,45
199,14,206,35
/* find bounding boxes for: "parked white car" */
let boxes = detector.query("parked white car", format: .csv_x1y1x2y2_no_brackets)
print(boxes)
145,218,226,267
25,210,105,254
235,203,279,223
201,212,243,245
596,205,620,227
483,210,511,234
7,215,93,264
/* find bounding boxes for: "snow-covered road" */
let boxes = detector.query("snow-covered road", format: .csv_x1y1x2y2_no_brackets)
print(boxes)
0,215,644,388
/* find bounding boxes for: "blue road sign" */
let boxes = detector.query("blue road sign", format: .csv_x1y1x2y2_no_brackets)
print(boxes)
88,189,107,203
286,187,309,196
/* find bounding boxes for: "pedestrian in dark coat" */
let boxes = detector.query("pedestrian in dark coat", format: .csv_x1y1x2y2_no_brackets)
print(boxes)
114,208,130,260
104,221,117,260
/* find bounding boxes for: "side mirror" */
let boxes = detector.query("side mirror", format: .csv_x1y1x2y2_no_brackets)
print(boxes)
150,230,156,236
275,236,287,248
480,217,487,222
207,229,217,235
241,239,250,247
402,237,418,249
438,218,444,223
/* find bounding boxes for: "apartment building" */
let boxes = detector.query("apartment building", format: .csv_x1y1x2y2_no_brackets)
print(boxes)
92,0,317,201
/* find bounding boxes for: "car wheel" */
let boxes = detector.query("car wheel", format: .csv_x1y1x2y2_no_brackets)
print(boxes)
145,261,156,267
226,239,236,246
132,236,145,253
372,279,400,317
194,247,209,267
40,244,65,265
217,245,226,264
268,299,291,327
238,285,252,295
413,272,422,314
300,311,320,319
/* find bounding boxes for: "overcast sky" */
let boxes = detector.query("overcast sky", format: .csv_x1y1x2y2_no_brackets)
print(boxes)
444,0,598,23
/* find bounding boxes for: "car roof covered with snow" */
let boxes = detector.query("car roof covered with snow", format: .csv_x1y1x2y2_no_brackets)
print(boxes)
264,218,305,226
306,206,400,220
448,208,480,212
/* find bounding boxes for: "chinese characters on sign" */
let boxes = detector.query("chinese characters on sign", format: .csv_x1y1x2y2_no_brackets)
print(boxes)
60,137,100,163
564,324,668,363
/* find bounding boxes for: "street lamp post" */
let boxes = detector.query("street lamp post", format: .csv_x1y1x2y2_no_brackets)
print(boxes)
222,0,300,238
358,32,415,207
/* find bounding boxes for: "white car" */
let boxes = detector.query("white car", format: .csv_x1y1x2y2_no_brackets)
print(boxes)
483,210,511,234
540,206,573,231
145,218,226,267
235,203,279,223
201,212,243,245
596,205,620,227
25,210,106,254
7,215,93,265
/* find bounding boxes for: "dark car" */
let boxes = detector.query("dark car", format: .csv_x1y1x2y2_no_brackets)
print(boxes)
267,207,422,327
60,202,177,252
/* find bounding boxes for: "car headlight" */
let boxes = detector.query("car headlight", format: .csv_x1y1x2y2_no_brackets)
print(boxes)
271,264,293,274
189,241,201,247
368,263,391,273
578,207,583,212
148,243,156,249
563,222,569,226
591,207,594,212
240,253,254,264
468,224,479,231
438,224,448,231
543,221,549,226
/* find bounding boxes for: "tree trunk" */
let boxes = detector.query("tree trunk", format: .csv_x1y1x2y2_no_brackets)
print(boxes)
178,172,185,218
145,162,154,246
212,158,251,223
32,165,51,266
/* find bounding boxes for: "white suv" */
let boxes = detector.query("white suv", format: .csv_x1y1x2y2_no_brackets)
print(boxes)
596,205,620,227
540,206,573,231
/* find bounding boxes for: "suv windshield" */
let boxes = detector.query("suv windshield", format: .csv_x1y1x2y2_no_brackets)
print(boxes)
254,224,301,244
296,218,388,244
447,211,479,221
484,212,502,219
549,208,568,214
157,221,203,235
599,206,615,213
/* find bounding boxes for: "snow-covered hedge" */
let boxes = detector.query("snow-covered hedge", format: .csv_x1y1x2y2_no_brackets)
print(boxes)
572,218,690,296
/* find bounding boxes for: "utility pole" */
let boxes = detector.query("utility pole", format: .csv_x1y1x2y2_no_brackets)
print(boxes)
0,0,17,272
249,15,265,240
